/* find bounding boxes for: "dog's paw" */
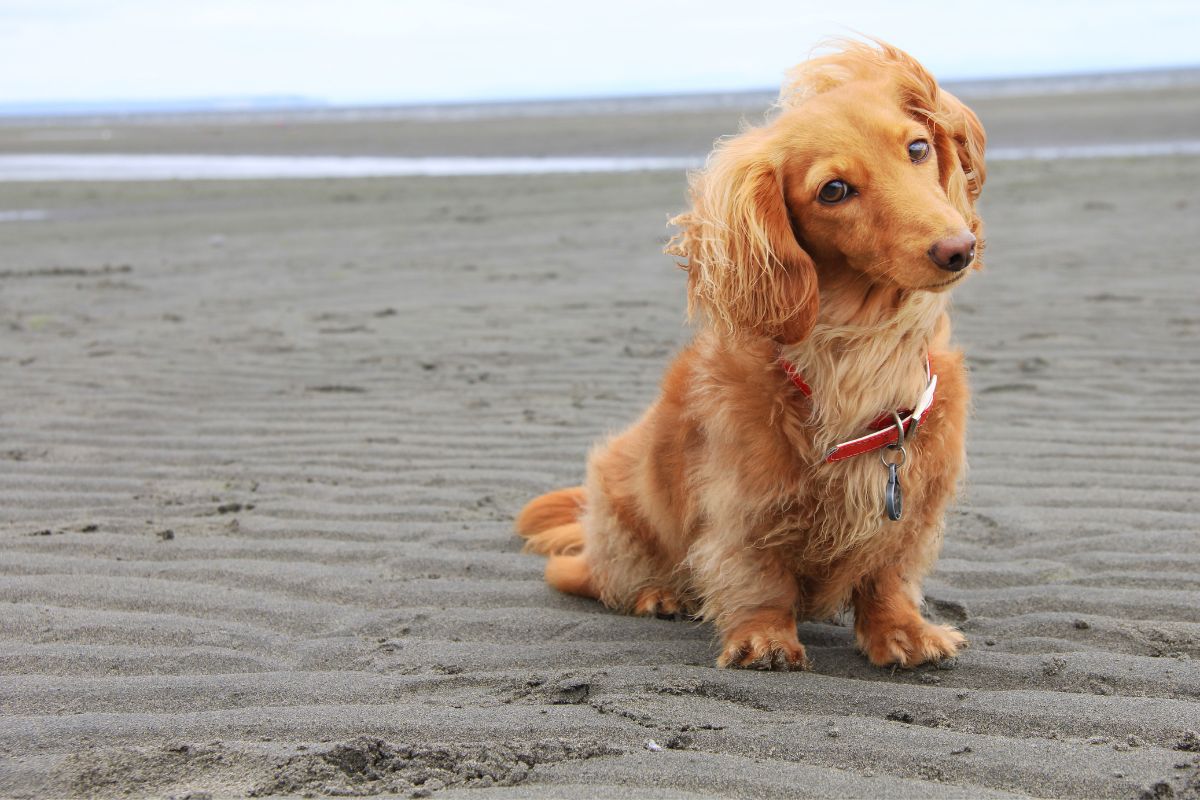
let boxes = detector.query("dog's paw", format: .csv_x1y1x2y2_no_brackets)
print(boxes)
717,627,809,671
633,587,682,619
857,620,965,668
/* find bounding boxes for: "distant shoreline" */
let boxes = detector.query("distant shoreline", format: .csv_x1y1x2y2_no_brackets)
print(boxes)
2,64,1198,126
2,141,1199,183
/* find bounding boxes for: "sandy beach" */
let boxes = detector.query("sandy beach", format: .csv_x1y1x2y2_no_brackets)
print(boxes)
1,81,1199,799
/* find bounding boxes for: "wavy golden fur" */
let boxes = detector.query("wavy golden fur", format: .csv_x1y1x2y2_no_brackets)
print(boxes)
516,40,987,670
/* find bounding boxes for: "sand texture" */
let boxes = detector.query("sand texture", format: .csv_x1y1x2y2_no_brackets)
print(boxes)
2,88,1200,799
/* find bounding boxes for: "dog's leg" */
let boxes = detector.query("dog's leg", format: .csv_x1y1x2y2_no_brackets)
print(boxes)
544,552,597,599
852,567,965,667
690,540,808,670
632,586,678,615
717,606,809,670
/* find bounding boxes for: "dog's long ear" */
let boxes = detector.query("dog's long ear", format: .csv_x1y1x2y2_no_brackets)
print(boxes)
932,88,987,242
864,41,986,255
666,128,818,344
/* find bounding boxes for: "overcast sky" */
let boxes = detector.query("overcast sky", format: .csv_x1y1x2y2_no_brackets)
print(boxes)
2,1,1197,105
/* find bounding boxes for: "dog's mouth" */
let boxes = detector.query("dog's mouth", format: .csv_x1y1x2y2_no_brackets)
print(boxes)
927,271,968,290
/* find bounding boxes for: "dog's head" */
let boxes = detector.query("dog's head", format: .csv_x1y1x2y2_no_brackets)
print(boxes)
668,40,986,343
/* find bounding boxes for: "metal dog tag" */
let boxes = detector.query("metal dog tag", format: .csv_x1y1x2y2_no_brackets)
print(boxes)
881,411,908,522
884,462,903,521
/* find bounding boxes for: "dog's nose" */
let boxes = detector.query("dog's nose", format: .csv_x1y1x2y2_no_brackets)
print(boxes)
927,231,977,272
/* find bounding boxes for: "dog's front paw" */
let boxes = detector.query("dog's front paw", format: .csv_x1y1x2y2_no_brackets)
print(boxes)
857,620,965,668
717,616,810,671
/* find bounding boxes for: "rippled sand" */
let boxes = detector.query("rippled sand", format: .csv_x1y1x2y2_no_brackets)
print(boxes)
1,85,1198,798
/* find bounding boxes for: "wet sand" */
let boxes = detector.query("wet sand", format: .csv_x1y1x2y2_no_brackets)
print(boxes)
1,84,1199,798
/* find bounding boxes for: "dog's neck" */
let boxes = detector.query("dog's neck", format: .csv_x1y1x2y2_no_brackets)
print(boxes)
812,267,912,328
779,281,947,445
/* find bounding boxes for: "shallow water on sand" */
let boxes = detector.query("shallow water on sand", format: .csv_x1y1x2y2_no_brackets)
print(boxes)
1,141,1199,181
0,154,699,181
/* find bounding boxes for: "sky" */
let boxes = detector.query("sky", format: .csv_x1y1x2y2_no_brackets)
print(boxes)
1,0,1198,106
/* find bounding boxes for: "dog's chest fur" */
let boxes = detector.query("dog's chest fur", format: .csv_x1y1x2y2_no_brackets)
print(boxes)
684,304,969,614
772,347,968,615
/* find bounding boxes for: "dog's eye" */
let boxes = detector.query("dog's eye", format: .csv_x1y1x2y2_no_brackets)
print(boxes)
818,180,851,204
908,139,931,163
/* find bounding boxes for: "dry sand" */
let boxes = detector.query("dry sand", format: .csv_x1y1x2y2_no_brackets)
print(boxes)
1,85,1199,799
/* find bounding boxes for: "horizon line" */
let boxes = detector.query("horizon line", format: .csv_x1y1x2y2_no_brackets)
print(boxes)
3,62,1199,121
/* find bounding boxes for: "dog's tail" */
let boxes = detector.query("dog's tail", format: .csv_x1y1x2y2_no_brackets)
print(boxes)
515,486,586,554
514,486,595,598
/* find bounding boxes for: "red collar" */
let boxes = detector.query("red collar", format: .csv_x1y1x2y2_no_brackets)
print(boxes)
778,353,938,463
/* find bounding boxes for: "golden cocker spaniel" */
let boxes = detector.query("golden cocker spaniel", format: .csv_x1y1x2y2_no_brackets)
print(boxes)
516,40,986,671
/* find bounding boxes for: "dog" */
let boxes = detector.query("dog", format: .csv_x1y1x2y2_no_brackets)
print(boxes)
514,40,986,671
